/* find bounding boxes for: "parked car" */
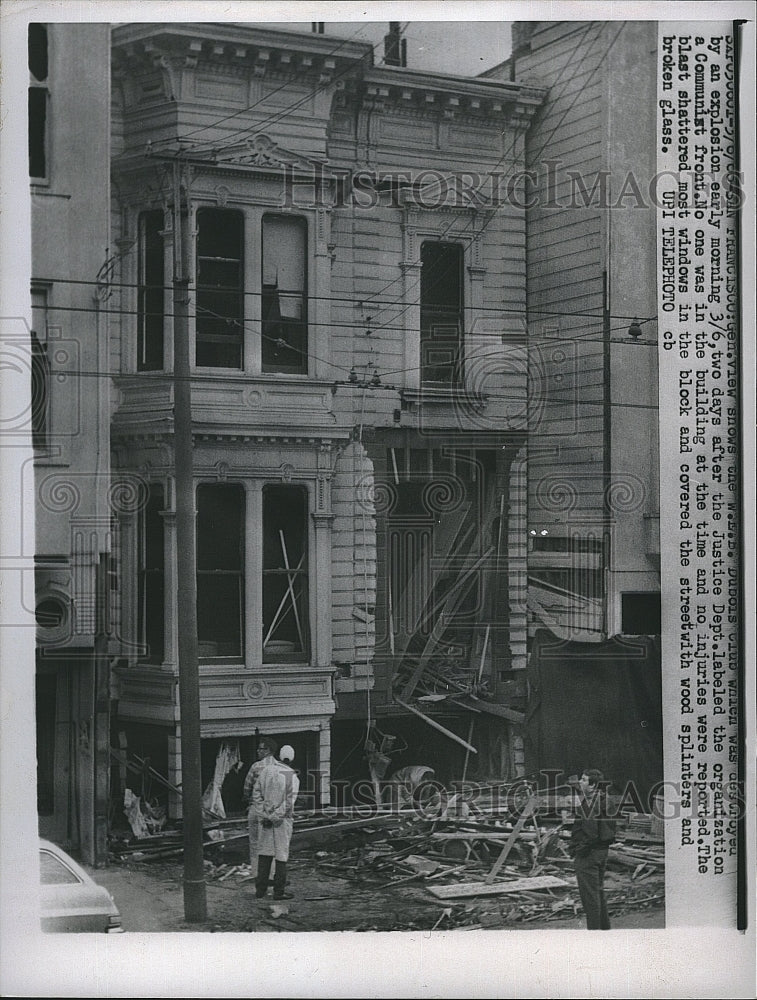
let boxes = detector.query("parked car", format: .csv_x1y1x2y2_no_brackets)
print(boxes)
39,838,124,933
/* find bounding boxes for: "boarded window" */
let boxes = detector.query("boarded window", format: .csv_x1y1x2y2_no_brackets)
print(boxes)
196,209,244,368
138,210,165,371
262,486,309,661
196,483,244,657
261,215,307,374
138,484,165,662
420,241,463,384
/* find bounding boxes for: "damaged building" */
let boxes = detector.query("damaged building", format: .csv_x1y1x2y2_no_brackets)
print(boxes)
29,20,663,861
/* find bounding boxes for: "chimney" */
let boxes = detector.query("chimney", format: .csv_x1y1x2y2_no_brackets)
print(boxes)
384,22,404,67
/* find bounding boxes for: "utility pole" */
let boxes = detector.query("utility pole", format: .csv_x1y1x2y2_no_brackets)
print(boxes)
171,154,207,921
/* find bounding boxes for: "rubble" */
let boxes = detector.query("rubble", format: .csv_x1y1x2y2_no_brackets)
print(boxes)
107,779,665,930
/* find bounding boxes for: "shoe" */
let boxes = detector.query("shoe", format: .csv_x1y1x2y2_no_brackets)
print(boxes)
273,891,294,900
255,891,268,899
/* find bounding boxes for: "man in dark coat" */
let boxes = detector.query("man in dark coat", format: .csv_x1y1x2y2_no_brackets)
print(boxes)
568,768,617,929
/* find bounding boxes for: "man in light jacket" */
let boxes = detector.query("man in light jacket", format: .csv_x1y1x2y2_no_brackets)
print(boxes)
252,744,300,900
242,736,277,877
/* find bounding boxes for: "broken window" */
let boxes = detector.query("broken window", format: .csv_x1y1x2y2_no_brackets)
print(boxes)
137,210,165,371
138,484,165,662
261,214,308,374
196,208,244,368
420,241,463,385
196,483,245,658
28,24,48,180
262,485,309,662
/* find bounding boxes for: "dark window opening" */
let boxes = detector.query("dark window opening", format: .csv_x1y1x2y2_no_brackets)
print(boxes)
138,484,165,662
28,24,48,81
621,592,661,634
420,241,463,385
31,330,49,449
35,597,65,629
138,210,165,371
197,483,244,657
263,486,309,662
28,87,47,179
196,209,244,368
36,672,56,815
261,215,307,375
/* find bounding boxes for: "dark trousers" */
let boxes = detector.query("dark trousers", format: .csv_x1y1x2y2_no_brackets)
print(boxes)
574,847,611,929
255,855,287,898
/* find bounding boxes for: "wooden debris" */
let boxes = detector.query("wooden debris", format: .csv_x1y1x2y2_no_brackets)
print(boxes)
426,875,569,900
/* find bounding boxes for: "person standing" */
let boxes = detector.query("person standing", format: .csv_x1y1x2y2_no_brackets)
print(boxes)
568,768,617,929
252,743,300,900
242,736,278,877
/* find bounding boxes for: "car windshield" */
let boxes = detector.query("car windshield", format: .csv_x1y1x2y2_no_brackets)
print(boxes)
40,850,81,886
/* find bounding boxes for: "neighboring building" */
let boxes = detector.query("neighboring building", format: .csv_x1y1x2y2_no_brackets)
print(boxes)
485,21,661,642
108,22,545,811
30,22,113,862
484,22,663,791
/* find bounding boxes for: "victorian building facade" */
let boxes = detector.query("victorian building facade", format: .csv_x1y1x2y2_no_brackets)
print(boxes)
107,23,544,811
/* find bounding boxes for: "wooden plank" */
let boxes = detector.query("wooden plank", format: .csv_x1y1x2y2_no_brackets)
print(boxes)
398,544,493,700
485,797,535,883
426,875,569,900
395,697,477,754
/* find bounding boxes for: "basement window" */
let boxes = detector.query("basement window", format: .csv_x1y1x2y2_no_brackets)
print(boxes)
138,484,165,662
261,214,308,375
137,210,165,371
196,483,245,658
262,485,309,662
420,241,463,385
196,208,244,369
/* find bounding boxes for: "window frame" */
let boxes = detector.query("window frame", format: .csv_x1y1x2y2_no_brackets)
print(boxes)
196,482,245,660
137,209,165,372
195,207,245,370
260,212,309,376
137,482,165,664
28,24,49,183
262,483,310,663
419,240,465,386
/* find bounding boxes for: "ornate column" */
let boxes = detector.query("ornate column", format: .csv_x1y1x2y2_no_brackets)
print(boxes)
400,204,422,390
310,442,334,667
311,206,333,380
161,498,178,670
244,479,263,666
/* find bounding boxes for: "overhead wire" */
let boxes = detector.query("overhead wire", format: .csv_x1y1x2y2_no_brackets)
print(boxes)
33,274,658,327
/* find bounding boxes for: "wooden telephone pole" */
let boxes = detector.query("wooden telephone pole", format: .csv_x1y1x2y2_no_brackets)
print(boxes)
171,155,207,922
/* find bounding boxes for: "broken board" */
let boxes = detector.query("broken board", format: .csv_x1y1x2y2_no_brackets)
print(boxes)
426,875,569,899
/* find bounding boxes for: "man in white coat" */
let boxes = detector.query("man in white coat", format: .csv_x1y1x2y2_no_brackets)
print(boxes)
252,743,300,899
242,736,277,877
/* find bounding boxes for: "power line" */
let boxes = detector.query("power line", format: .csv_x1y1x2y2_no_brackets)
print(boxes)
34,275,658,327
